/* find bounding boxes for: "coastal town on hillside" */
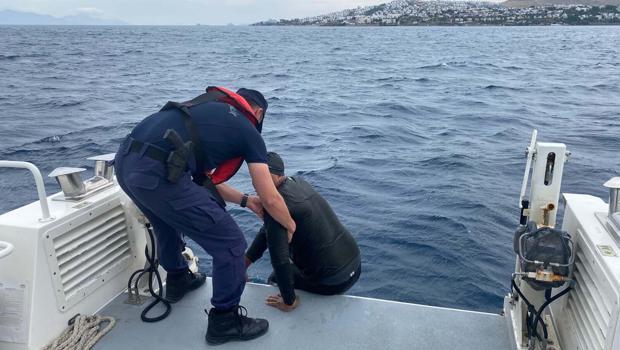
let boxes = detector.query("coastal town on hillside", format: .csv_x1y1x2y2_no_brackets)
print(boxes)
255,0,620,26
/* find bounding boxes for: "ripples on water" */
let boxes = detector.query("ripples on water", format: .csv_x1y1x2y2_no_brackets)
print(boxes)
1,26,619,312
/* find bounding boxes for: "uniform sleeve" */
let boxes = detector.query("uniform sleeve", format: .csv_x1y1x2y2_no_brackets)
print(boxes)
243,127,268,164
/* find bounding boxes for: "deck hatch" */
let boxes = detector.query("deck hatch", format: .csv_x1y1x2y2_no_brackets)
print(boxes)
44,200,133,311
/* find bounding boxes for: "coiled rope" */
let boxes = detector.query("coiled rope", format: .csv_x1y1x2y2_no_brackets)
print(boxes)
42,314,115,350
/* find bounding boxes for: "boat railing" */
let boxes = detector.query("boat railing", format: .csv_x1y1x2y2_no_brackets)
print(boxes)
0,241,13,259
0,160,54,222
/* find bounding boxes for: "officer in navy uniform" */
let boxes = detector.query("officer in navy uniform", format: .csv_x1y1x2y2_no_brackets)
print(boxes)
114,87,296,345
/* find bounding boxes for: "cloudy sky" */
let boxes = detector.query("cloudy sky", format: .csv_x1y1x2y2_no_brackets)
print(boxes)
0,0,390,25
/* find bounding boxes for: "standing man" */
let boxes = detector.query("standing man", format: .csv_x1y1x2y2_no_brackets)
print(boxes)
245,152,361,312
114,87,296,345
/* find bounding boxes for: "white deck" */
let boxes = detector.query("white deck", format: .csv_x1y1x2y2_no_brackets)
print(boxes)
95,278,513,350
0,183,514,350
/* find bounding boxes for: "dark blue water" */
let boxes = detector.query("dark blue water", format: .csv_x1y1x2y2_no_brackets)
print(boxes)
1,25,619,313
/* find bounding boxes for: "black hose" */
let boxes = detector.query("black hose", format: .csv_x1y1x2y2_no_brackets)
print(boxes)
134,270,147,295
127,223,172,323
127,270,142,292
512,275,573,347
531,286,572,341
511,276,548,342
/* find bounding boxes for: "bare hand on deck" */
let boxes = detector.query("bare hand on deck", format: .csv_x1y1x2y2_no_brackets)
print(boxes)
266,294,299,312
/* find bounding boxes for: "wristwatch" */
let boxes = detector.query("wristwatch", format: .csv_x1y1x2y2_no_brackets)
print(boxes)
240,193,249,208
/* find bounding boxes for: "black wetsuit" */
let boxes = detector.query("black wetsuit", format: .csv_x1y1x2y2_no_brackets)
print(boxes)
246,176,361,305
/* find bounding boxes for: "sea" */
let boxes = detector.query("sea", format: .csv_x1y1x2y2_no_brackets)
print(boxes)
1,25,619,313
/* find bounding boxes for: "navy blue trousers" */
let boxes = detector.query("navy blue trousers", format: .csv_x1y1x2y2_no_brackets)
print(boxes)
115,137,247,310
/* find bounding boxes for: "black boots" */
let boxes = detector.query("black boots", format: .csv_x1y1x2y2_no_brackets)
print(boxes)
205,306,269,345
165,270,206,303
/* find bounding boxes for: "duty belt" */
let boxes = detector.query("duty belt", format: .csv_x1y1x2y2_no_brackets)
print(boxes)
128,138,226,207
129,140,169,164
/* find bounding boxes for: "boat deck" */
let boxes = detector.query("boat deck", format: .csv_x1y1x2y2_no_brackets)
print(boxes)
95,278,513,349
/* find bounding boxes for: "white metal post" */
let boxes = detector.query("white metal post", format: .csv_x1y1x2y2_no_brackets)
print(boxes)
0,241,14,259
0,160,54,221
527,142,568,228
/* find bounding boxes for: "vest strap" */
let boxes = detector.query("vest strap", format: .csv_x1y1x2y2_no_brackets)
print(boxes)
160,102,205,178
161,86,260,188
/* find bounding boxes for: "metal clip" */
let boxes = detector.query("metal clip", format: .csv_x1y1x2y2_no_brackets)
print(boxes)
125,288,148,305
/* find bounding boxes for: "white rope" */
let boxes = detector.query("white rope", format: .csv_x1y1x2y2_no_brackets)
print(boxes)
43,315,116,350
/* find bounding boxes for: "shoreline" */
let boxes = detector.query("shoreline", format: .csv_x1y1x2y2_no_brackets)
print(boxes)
1,23,620,27
253,23,620,27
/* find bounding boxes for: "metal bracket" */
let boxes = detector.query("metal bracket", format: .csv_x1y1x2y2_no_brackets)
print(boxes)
88,153,116,180
595,212,620,246
124,290,148,305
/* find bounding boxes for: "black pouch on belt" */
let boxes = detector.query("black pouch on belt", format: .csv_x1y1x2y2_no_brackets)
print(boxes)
163,129,193,183
201,176,226,208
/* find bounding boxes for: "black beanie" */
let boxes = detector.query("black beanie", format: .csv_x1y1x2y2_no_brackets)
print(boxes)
267,152,284,176
237,88,268,112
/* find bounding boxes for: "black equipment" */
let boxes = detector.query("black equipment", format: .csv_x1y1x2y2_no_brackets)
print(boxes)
514,221,573,290
163,129,193,184
511,221,575,349
127,223,172,323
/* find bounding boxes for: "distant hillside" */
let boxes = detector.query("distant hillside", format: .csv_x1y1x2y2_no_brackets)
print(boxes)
502,0,620,7
0,10,126,25
255,0,620,26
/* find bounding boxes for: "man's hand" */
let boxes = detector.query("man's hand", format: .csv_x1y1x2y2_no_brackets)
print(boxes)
246,195,264,219
248,163,296,233
287,224,296,243
266,294,299,312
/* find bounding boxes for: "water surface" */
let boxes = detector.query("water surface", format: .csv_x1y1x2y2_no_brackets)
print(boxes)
1,25,619,312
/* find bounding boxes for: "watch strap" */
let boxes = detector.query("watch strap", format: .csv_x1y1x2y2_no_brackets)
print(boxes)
240,193,249,208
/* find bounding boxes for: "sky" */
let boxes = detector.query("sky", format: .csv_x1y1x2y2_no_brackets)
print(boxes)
0,0,390,25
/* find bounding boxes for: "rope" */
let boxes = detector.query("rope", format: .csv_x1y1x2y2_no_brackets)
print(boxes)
42,315,115,350
128,223,171,323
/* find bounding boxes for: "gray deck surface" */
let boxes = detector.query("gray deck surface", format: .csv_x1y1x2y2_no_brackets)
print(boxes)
96,278,512,349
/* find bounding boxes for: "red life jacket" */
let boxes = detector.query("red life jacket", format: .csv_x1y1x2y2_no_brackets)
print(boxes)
203,86,260,184
160,86,261,186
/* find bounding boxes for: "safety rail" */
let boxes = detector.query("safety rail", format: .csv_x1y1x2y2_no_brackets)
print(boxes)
0,241,14,259
0,160,54,222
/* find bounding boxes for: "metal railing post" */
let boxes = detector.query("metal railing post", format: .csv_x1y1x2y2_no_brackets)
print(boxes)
0,160,54,222
0,241,14,259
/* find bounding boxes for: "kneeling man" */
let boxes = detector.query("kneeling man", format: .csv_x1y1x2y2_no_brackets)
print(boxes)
245,152,361,311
